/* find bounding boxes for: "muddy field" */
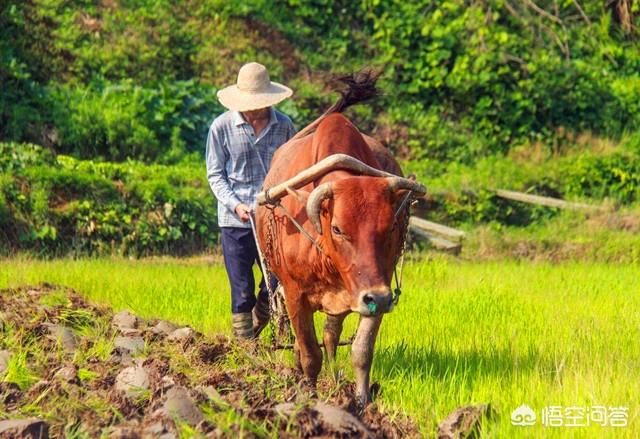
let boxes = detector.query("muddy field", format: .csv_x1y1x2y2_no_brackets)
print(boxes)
0,284,419,438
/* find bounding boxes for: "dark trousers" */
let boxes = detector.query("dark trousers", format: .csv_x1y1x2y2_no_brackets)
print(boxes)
221,227,273,314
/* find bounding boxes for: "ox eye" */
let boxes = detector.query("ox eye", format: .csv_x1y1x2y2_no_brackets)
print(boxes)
331,225,342,235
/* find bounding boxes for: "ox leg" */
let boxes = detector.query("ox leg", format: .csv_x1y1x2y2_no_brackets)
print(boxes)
323,313,347,363
288,302,323,386
351,314,383,407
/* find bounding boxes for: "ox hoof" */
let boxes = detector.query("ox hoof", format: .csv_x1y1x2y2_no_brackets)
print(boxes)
354,393,370,412
354,383,381,412
299,377,318,398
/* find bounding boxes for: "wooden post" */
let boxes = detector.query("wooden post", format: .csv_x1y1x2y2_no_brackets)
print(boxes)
409,216,466,242
494,189,602,211
409,226,462,255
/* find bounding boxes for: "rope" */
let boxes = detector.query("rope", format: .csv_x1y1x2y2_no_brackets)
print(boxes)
274,201,324,253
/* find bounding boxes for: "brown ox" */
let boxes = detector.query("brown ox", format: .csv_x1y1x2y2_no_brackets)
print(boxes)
255,75,425,405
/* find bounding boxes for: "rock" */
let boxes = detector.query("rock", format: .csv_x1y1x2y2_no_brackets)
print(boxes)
151,320,177,336
120,327,142,337
112,311,138,330
313,402,373,437
108,425,139,439
196,385,230,410
166,327,194,342
160,375,175,390
29,380,50,394
276,402,372,436
0,418,49,438
0,350,11,375
142,421,166,436
198,385,223,402
437,404,488,439
44,324,77,352
274,402,297,416
162,386,203,426
115,336,145,355
115,365,150,397
53,365,77,383
0,382,21,405
110,350,134,366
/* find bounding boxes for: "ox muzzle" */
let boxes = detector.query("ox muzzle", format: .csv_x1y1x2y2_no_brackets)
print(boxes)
356,288,394,316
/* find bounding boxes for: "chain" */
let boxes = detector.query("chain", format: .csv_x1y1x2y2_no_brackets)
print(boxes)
249,211,281,347
251,207,296,347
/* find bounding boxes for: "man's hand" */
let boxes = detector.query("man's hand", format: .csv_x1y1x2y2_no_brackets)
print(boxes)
235,203,252,223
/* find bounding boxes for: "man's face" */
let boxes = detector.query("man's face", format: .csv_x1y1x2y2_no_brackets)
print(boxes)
242,107,270,120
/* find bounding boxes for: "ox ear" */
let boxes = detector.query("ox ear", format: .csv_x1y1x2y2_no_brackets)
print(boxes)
285,186,310,204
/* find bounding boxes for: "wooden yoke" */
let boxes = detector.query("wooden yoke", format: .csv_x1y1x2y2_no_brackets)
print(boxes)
256,153,425,206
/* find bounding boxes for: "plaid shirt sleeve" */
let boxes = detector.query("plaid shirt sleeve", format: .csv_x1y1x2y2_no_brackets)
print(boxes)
206,124,242,213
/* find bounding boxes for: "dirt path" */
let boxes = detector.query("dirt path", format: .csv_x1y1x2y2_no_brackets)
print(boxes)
0,284,418,438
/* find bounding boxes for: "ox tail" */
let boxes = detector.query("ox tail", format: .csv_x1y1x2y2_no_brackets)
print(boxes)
327,69,382,114
291,68,381,141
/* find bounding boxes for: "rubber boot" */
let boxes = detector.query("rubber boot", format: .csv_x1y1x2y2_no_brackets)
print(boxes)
252,294,270,337
232,312,254,340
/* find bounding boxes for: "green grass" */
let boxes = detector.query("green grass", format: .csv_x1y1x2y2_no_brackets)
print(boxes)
461,207,640,263
1,255,638,438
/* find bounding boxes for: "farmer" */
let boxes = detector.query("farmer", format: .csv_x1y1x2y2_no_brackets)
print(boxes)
206,62,295,339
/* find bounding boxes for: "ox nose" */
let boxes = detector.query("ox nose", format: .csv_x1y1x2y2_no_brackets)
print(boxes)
360,290,393,315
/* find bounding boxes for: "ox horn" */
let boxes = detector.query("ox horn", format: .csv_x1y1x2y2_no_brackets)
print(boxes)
386,177,427,195
256,153,397,206
306,183,334,234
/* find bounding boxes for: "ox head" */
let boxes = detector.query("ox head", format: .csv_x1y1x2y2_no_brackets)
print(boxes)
306,176,423,315
257,154,425,316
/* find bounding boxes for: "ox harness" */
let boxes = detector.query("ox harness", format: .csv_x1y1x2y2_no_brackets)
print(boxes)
249,187,415,347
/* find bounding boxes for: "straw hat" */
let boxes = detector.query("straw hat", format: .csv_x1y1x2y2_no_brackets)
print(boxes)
217,62,293,112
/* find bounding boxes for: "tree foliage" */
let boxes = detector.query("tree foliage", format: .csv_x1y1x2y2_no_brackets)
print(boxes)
2,0,638,163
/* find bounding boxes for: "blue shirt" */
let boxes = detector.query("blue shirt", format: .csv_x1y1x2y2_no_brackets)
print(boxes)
206,108,296,228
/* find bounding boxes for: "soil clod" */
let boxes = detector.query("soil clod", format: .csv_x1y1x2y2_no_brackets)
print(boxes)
115,336,145,355
112,311,139,331
437,404,489,439
166,327,194,343
44,323,77,352
0,418,49,438
151,320,177,336
53,365,77,383
161,386,204,426
115,365,150,397
0,349,10,374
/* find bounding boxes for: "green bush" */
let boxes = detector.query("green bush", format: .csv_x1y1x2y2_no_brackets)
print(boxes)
0,143,218,257
407,143,640,227
561,153,640,203
49,80,223,163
